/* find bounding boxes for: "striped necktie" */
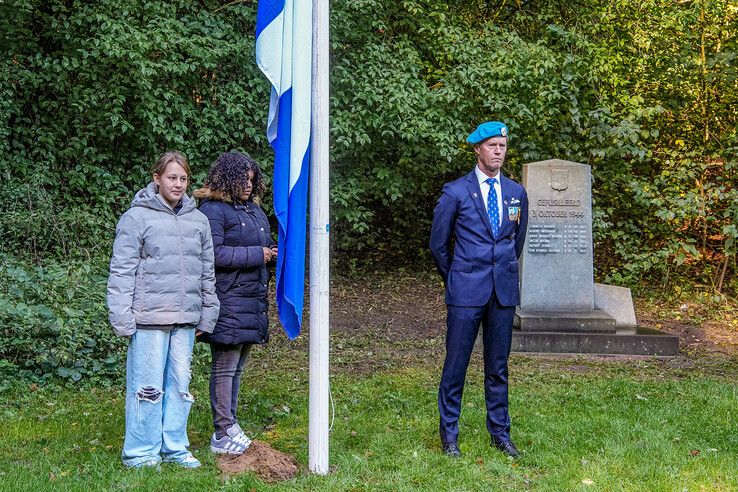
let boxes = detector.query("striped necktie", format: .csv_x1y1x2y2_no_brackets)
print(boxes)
485,177,500,238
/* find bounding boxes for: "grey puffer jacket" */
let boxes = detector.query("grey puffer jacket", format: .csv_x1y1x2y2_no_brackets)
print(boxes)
107,182,220,337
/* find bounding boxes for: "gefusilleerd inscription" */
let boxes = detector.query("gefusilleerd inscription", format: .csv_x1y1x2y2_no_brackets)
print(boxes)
530,199,585,219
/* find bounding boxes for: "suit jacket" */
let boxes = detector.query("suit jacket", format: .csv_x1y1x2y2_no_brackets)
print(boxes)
430,169,528,307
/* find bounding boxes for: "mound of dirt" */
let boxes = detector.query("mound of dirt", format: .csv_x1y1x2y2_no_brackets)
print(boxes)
216,440,299,483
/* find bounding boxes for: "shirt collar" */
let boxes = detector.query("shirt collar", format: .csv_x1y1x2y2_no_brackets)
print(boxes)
475,165,501,186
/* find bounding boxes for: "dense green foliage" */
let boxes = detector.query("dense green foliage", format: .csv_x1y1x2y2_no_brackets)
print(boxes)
587,0,738,291
0,254,121,383
1,0,736,285
0,1,269,259
0,1,736,380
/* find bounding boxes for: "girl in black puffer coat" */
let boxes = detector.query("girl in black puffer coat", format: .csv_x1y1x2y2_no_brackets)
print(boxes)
194,151,276,455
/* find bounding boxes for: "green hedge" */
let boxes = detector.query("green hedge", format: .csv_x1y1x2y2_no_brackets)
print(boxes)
0,254,122,385
0,0,736,288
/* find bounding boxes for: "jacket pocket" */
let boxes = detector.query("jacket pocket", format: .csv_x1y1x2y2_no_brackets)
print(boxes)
216,275,237,295
450,260,473,272
509,260,519,273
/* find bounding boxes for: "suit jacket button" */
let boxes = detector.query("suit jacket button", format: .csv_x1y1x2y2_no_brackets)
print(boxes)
493,262,498,267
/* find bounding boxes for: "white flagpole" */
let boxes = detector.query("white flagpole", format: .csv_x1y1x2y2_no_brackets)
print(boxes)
309,0,330,475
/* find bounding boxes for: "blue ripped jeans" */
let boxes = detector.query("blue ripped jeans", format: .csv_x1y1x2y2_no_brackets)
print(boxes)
122,327,196,467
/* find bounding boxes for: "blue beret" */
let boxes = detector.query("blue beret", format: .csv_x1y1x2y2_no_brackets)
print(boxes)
466,121,509,144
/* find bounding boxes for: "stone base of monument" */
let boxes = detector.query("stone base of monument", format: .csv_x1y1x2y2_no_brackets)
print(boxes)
511,326,679,356
514,309,616,332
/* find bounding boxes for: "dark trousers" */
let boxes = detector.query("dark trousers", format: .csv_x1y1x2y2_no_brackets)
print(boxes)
438,291,515,444
209,343,252,438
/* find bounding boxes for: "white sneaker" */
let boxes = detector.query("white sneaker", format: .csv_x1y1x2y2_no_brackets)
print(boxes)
210,424,251,455
231,423,253,447
162,453,201,469
125,458,161,469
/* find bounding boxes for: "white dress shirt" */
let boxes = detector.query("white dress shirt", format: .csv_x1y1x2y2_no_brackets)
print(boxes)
475,165,503,228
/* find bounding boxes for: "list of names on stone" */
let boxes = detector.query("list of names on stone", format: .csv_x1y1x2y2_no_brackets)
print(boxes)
527,224,588,255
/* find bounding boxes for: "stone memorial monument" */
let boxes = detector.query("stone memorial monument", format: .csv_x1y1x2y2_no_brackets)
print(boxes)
512,159,678,355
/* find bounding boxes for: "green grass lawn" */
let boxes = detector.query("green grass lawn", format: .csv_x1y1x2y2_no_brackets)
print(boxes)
1,343,736,492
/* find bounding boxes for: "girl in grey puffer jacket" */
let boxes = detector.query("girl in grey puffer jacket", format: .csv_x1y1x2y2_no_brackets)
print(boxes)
107,151,219,469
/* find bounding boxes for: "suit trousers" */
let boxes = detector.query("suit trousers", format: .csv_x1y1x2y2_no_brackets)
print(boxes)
438,291,515,444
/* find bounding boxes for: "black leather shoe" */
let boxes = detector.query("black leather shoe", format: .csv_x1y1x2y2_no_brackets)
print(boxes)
441,441,461,457
491,436,520,457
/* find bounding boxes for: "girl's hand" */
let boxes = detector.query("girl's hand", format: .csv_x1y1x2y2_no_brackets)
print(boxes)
263,247,275,263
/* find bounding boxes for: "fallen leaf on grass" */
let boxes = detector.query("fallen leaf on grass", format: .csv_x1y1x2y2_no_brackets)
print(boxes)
706,448,718,453
635,394,648,401
689,450,700,457
582,479,594,485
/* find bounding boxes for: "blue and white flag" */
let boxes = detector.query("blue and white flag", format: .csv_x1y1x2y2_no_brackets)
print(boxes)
256,0,312,339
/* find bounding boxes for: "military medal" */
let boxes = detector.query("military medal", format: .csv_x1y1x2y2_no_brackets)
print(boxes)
507,197,521,223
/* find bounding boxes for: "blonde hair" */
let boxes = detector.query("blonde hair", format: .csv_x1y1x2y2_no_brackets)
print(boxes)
151,151,191,177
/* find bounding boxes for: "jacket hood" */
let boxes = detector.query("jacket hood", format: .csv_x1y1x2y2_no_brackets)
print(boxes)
131,182,196,214
193,187,232,203
193,186,262,205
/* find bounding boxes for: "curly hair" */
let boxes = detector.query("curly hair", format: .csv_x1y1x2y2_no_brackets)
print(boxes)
195,151,265,203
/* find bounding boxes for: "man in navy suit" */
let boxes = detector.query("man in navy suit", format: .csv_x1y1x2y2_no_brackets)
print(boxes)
430,121,528,458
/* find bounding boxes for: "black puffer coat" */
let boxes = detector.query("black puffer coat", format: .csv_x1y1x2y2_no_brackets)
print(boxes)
198,192,273,345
